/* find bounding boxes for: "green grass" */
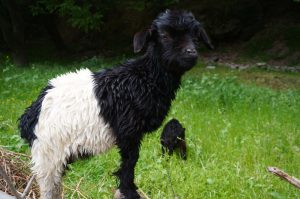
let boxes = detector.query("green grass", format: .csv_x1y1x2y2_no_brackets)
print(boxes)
1,59,300,198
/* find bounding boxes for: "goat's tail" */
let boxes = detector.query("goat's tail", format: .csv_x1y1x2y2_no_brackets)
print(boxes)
18,85,53,146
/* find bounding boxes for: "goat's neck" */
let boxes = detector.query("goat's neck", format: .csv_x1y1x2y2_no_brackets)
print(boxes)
139,52,182,98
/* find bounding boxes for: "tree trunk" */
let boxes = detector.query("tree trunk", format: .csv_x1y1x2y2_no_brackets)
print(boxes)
0,0,28,66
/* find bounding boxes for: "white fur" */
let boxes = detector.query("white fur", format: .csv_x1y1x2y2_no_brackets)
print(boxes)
31,69,116,199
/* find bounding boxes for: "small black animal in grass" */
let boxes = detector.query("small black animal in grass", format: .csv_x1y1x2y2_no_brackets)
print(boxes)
161,119,187,160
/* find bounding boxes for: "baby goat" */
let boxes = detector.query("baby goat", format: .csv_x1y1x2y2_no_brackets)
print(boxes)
19,9,213,199
161,119,187,160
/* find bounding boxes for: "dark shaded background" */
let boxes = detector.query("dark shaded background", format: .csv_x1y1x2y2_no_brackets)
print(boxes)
1,0,300,66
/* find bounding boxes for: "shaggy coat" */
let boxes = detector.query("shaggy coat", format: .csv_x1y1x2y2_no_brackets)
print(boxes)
19,10,213,199
161,119,187,160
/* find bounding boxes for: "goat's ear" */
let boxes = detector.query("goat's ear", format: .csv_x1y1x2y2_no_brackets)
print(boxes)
198,26,214,50
133,29,152,53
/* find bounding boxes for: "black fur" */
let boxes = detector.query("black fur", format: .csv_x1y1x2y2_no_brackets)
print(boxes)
18,85,53,146
161,119,187,160
93,10,212,199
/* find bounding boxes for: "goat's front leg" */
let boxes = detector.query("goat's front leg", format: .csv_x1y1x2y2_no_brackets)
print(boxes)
114,138,141,199
178,140,187,160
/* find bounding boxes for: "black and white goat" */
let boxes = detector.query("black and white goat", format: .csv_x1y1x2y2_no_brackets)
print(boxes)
19,10,213,199
161,119,187,160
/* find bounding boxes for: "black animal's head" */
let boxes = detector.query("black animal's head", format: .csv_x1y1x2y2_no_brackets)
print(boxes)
134,9,214,74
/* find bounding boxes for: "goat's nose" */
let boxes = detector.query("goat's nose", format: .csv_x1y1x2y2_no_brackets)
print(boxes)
185,48,197,56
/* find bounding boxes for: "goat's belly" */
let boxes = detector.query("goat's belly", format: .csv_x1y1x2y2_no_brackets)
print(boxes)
33,69,116,157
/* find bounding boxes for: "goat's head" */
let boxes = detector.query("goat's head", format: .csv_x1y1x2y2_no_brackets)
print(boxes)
134,9,214,74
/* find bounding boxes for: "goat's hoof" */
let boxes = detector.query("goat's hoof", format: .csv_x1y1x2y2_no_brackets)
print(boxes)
114,189,143,199
114,189,125,199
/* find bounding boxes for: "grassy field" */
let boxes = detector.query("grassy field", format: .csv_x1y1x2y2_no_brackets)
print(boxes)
0,58,300,198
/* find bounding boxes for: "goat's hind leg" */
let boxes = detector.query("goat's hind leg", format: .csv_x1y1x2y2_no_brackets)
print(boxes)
31,143,65,199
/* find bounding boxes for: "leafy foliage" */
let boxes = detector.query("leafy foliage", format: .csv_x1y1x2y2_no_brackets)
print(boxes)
31,0,106,32
30,0,179,32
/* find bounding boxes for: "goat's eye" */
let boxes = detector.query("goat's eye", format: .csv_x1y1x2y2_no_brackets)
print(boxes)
192,37,199,44
160,32,169,40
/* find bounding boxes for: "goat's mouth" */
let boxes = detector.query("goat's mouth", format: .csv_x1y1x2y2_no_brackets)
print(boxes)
182,55,198,62
180,55,198,69
163,55,198,73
